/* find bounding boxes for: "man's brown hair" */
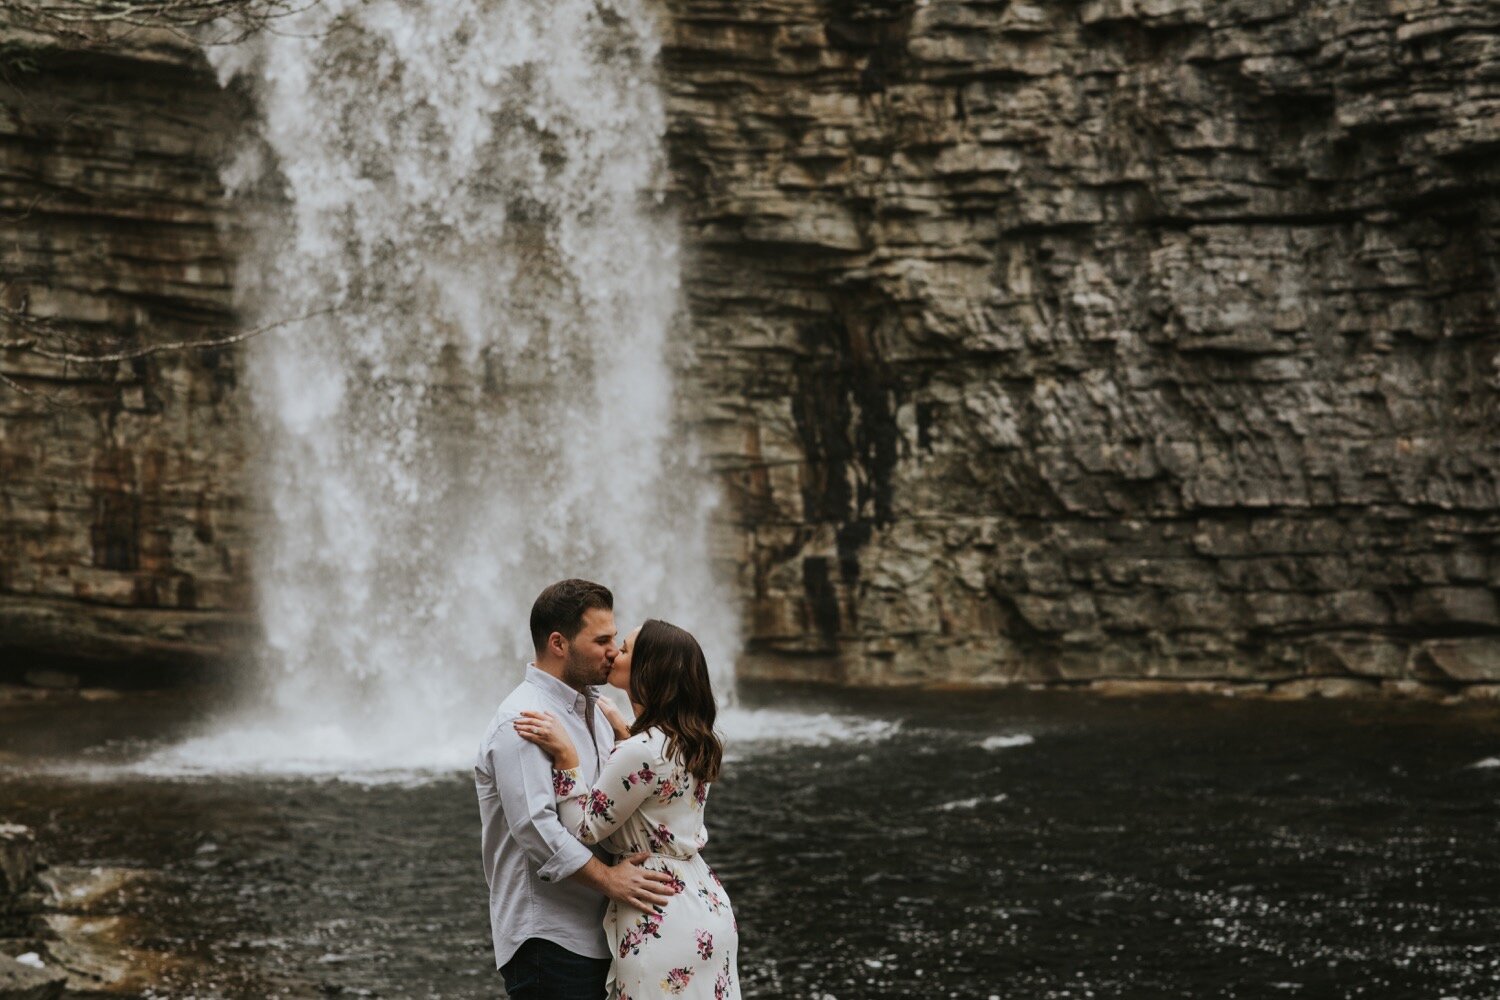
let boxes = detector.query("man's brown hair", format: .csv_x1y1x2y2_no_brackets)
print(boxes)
529,579,614,653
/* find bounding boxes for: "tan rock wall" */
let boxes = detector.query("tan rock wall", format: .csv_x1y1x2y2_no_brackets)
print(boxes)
0,23,252,665
3,4,1499,690
661,0,1500,684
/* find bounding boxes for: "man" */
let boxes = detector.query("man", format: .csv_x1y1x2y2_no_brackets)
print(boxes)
475,578,678,999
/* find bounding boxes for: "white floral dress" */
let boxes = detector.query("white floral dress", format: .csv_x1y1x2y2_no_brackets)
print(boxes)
553,728,739,1000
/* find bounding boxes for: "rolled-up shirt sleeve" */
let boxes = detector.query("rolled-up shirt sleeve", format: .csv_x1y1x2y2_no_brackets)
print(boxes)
486,715,596,883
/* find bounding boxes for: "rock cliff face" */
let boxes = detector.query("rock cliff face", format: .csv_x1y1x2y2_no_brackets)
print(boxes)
661,0,1500,686
0,23,251,667
2,2,1498,690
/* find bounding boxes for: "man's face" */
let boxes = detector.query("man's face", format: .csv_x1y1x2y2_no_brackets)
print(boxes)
560,607,618,689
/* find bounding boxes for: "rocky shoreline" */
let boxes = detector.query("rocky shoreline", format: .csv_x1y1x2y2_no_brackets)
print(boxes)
1,824,66,1000
0,824,175,1000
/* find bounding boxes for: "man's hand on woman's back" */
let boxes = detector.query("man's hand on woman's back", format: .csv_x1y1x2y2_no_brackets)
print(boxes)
571,853,679,914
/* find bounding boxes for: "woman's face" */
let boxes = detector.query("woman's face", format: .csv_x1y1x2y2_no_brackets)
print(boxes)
608,625,641,693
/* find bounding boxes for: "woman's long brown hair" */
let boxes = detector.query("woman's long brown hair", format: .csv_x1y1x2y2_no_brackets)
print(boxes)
628,618,723,783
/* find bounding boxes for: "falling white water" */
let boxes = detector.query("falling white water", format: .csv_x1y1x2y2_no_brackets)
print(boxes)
151,0,736,775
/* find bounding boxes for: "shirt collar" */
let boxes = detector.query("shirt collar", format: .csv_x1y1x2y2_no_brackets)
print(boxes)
524,664,597,716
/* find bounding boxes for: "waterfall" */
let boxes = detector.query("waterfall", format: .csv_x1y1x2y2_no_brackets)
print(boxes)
173,0,733,773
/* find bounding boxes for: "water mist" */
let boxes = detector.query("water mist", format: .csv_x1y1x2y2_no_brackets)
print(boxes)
157,0,733,774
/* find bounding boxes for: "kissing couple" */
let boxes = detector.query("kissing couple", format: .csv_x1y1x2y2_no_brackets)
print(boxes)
474,579,740,1000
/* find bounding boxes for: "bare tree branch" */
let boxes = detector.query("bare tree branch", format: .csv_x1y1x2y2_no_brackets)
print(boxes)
0,307,332,364
13,0,314,31
0,366,57,404
0,305,335,406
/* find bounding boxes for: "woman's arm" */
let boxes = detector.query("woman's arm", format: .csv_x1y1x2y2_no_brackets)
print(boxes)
553,737,661,846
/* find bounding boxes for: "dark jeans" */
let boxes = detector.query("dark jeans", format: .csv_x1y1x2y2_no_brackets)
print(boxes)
500,937,609,1000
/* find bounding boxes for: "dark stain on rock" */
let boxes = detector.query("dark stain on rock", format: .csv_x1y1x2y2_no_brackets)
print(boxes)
90,448,139,573
1078,16,1204,64
835,521,870,588
802,555,840,645
791,295,901,568
176,574,197,610
192,492,215,545
821,0,914,93
791,359,855,524
200,345,238,407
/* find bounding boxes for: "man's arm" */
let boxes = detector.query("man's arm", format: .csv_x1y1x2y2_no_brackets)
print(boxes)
570,854,677,914
486,718,595,884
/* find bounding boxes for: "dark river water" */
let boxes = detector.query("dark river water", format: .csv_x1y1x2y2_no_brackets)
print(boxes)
1,686,1498,999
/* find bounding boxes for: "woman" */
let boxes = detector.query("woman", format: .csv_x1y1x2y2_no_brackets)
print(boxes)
515,619,739,1000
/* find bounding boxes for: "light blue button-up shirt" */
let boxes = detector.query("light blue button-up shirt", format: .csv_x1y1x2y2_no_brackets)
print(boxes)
474,665,617,968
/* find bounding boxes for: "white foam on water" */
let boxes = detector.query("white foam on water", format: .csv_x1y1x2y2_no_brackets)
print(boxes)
933,792,1008,812
120,700,900,783
718,707,901,757
1466,756,1500,769
1,699,899,785
134,716,473,783
978,733,1035,751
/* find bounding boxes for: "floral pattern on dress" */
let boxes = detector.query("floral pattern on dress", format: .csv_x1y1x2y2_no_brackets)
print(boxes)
622,764,656,792
553,768,578,798
552,730,739,1000
656,776,685,804
646,819,679,853
714,954,733,1000
697,880,726,915
587,789,615,822
618,909,664,958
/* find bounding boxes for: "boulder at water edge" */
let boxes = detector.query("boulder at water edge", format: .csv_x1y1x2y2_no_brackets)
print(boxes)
0,954,65,1000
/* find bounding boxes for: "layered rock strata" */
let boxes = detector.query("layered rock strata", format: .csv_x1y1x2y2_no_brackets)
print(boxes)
0,21,251,667
2,4,1499,691
662,0,1500,685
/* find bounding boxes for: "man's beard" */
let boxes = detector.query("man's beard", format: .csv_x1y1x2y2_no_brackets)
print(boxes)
561,645,604,689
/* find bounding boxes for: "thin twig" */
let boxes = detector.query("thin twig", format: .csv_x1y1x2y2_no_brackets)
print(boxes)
0,307,332,364
17,0,310,30
0,306,334,407
0,193,53,225
0,367,75,409
3,1,322,50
